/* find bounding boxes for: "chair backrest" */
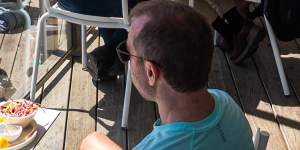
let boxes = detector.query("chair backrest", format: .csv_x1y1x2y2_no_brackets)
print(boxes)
43,0,129,25
253,128,270,150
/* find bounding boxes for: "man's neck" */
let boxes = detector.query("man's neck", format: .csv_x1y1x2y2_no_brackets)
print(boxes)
156,85,214,125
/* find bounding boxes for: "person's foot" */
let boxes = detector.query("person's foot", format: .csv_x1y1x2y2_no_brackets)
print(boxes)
87,46,118,81
107,59,125,77
86,53,99,81
230,21,266,64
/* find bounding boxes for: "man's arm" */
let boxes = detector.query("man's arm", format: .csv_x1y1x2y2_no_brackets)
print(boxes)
80,132,122,150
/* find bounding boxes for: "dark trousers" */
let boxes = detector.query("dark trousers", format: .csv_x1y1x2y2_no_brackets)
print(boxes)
58,0,138,49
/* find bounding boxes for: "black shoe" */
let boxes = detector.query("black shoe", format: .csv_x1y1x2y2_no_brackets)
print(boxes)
87,46,118,81
107,60,125,77
86,53,99,81
231,22,266,64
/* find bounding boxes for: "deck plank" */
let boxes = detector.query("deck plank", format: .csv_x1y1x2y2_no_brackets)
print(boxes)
97,78,127,148
0,33,22,98
9,31,35,98
0,33,21,77
93,27,127,148
0,34,4,46
208,49,280,145
33,60,72,149
6,0,61,99
255,38,300,150
64,59,97,150
64,30,99,149
226,53,288,149
208,50,240,102
279,40,300,101
127,87,156,149
9,32,65,100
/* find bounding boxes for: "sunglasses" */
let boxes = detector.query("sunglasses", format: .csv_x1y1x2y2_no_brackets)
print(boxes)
116,40,142,63
116,41,163,68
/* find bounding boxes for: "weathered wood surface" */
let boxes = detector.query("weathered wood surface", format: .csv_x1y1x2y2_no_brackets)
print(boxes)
268,40,300,150
64,29,99,149
34,60,72,150
0,33,22,98
226,53,288,150
127,87,156,150
1,0,300,149
96,78,127,148
64,60,97,150
253,18,300,150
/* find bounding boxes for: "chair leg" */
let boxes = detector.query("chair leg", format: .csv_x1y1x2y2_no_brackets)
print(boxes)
213,30,218,47
189,0,194,7
263,14,290,96
253,128,261,150
30,13,50,100
20,8,31,30
41,18,48,62
81,25,88,71
121,62,132,129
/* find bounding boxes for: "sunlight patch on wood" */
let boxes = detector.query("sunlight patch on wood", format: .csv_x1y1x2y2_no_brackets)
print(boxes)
281,53,300,59
98,117,115,127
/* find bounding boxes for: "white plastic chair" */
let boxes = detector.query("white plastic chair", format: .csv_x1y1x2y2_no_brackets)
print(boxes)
263,14,290,96
29,0,133,129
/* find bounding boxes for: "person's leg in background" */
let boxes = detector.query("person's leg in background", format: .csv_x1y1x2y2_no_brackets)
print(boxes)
205,0,264,64
91,28,128,79
58,0,139,81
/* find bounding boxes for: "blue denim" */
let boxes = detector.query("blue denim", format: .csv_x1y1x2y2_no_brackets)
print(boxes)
58,0,138,49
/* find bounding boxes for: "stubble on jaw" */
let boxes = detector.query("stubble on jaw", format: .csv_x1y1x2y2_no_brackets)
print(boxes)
128,15,156,101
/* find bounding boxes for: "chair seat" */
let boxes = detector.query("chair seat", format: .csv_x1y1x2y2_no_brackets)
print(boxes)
50,3,125,24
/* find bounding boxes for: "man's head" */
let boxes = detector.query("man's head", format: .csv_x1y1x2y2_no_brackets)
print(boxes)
124,0,213,100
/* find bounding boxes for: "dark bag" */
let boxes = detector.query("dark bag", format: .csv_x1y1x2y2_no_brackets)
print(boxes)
264,0,300,41
0,7,25,33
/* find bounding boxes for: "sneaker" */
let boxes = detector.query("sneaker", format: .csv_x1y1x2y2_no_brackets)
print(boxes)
86,46,117,81
230,21,266,64
107,59,125,77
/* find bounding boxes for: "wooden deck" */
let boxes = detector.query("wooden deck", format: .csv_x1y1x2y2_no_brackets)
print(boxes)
1,0,300,150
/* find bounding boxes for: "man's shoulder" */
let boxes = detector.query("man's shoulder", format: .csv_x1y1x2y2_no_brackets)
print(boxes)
208,89,234,104
134,129,194,150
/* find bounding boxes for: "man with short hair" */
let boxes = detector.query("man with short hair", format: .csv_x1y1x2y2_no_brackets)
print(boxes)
80,1,254,149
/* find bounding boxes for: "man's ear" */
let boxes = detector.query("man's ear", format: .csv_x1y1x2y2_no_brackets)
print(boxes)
144,61,160,86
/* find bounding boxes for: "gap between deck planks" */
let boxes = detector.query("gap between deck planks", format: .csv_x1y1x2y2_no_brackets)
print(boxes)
226,52,288,149
0,0,61,99
127,87,156,149
251,18,300,150
210,47,288,150
64,59,97,150
96,76,127,148
0,33,22,98
63,26,100,149
31,59,72,150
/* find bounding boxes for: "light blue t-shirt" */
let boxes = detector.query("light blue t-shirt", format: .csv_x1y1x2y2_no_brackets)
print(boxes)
133,89,254,150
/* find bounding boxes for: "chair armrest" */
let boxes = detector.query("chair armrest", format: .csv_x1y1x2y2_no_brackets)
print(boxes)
121,0,129,24
42,0,52,11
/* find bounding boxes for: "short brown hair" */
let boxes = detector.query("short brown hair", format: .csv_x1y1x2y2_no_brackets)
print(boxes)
130,0,213,92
